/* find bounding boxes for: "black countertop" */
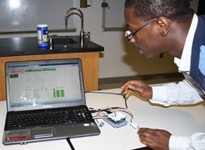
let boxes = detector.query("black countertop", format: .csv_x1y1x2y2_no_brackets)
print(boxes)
0,36,104,57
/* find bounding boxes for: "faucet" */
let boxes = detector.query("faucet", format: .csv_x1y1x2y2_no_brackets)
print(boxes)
65,7,84,47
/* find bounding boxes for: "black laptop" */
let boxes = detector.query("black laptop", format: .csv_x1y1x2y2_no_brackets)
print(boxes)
2,58,100,145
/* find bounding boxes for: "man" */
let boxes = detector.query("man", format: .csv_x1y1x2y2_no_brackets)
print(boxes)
121,0,205,149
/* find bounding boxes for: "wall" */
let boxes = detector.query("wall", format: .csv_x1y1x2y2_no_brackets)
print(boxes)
0,0,199,79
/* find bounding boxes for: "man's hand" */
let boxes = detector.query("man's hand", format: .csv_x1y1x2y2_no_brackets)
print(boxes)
121,80,152,99
138,128,171,150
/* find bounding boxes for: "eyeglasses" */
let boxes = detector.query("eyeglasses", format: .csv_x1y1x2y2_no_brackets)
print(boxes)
125,18,157,41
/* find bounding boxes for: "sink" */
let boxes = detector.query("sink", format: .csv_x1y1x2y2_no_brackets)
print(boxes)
50,36,79,50
52,36,78,45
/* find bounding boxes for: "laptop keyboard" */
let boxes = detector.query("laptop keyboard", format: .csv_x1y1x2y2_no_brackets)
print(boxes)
5,106,93,130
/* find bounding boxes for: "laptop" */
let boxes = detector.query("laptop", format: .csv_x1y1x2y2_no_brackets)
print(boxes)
2,58,100,145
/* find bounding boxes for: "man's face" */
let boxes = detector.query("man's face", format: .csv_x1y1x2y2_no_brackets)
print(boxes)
124,7,164,58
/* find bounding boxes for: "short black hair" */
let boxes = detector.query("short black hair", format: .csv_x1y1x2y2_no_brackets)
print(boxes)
125,0,192,21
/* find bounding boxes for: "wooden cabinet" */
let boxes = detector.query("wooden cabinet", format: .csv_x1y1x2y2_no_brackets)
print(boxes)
0,52,100,101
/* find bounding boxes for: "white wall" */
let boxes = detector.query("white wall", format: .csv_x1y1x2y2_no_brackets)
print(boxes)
0,0,199,79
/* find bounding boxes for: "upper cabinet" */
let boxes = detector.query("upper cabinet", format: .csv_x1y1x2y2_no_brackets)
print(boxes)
0,0,75,33
101,0,199,31
102,0,125,31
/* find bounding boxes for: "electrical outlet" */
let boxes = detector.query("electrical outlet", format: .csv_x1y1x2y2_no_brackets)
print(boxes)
80,0,87,8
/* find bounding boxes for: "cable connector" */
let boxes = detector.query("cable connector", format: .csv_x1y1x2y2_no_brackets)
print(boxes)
130,122,139,129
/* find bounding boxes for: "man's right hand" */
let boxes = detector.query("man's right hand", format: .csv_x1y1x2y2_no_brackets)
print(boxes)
121,80,153,99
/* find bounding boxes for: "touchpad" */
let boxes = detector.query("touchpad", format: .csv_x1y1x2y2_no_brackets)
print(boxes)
32,127,54,139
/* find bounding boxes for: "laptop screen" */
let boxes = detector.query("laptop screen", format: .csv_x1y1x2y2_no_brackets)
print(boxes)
6,58,85,111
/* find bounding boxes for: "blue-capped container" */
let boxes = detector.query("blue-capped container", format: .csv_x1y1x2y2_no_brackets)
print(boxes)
37,24,49,48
